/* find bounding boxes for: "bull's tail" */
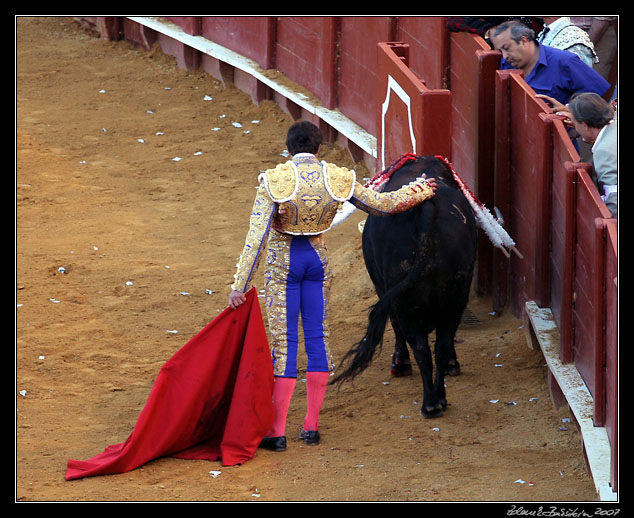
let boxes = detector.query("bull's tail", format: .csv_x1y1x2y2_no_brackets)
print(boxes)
330,262,423,387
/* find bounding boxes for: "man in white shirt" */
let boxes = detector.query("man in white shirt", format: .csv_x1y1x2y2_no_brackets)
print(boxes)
538,92,617,217
568,93,618,217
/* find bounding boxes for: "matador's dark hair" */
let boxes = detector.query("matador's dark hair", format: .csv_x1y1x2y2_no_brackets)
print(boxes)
286,121,322,155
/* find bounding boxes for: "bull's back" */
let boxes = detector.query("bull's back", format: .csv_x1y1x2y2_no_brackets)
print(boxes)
362,177,476,298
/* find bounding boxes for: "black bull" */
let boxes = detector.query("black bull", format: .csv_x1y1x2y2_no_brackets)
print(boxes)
331,155,478,418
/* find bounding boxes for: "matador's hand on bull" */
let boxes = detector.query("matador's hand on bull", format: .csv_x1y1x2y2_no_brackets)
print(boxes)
422,174,438,192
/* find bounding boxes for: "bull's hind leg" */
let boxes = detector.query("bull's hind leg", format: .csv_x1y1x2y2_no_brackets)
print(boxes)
390,315,412,377
445,330,461,377
433,319,463,412
399,323,444,418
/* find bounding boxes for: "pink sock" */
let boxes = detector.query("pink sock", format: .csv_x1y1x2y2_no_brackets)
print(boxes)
304,371,330,431
267,377,296,437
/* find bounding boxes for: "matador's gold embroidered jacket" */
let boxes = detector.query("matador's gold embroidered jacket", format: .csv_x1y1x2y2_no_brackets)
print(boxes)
231,154,434,292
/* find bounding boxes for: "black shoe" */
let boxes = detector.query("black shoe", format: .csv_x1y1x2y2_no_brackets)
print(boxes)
259,436,287,451
299,429,320,445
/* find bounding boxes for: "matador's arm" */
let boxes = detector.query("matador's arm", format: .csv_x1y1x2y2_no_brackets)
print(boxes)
231,184,276,293
348,179,435,216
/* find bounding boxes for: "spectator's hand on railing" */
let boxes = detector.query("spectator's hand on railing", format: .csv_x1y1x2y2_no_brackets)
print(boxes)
536,94,573,126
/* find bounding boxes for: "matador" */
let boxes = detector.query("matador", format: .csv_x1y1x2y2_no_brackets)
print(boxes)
228,121,436,451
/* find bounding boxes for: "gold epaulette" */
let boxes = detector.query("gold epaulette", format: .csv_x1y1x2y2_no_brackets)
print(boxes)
324,163,356,201
260,162,297,202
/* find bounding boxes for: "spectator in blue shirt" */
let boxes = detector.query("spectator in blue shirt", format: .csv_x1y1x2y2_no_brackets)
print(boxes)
491,20,610,104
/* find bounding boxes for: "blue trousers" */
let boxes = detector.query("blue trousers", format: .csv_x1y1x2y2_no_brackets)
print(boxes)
264,231,333,378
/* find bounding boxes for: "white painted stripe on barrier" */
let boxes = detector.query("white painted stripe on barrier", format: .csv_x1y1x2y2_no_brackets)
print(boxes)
380,74,417,172
127,16,377,157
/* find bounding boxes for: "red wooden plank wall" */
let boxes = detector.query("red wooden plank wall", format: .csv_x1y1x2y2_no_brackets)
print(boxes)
201,17,275,70
447,31,500,295
159,17,201,70
493,68,618,492
550,122,579,364
603,220,618,492
448,32,482,191
573,171,612,413
339,17,396,136
494,72,553,314
397,17,448,90
163,16,199,35
275,17,338,110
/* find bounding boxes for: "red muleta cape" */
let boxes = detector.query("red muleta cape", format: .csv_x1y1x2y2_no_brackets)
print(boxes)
65,288,274,481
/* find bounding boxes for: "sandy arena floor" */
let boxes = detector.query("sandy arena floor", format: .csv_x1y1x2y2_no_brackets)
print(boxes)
16,17,598,502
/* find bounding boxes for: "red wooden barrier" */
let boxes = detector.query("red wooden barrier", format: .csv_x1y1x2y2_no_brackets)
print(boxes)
603,219,618,492
199,17,275,104
120,17,157,49
158,17,200,70
493,70,552,314
75,16,122,40
550,123,581,364
339,17,396,135
447,32,500,295
275,17,339,110
573,170,612,413
201,17,275,70
495,67,618,495
494,68,616,434
397,17,448,90
376,42,451,172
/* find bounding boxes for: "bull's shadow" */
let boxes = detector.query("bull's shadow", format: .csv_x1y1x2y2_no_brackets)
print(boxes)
331,155,478,419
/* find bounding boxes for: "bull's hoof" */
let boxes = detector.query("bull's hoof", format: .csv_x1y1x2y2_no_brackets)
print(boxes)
391,352,412,377
390,362,412,377
446,359,461,376
421,406,444,419
421,401,446,419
